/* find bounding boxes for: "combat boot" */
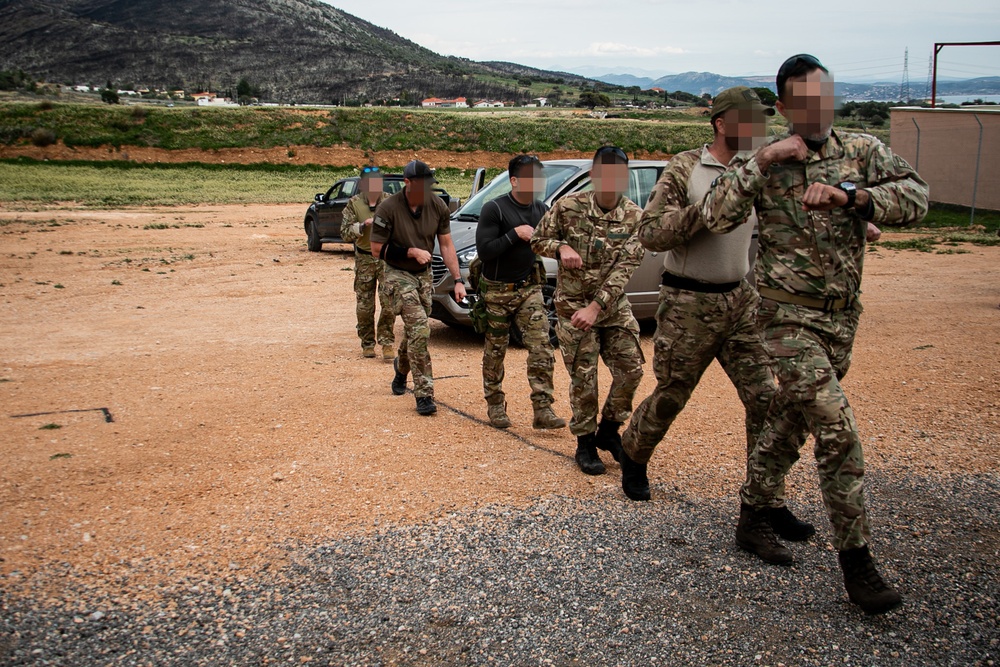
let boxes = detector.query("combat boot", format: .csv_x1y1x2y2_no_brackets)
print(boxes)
381,345,395,363
594,419,623,462
838,545,903,615
769,505,816,542
575,433,605,476
391,357,407,396
735,504,794,565
620,449,650,501
415,396,437,416
487,402,511,429
532,405,566,430
362,346,376,358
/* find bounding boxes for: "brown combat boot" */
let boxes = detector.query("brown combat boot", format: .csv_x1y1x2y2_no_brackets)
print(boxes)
362,346,376,358
736,504,794,565
838,545,903,615
532,405,566,430
381,345,395,362
575,433,605,476
487,402,511,429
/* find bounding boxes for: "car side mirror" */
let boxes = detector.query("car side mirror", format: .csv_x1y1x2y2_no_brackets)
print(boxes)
314,193,325,202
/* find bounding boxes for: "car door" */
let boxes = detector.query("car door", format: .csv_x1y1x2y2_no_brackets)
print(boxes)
316,179,358,239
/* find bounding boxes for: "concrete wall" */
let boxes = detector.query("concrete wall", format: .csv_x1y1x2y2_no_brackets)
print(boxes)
890,107,1000,211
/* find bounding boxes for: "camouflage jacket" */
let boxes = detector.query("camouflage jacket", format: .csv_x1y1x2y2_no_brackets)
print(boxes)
702,130,929,299
341,192,388,252
531,191,644,320
637,148,706,252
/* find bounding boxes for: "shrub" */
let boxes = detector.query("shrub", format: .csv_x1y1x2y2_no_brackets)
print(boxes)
30,128,57,147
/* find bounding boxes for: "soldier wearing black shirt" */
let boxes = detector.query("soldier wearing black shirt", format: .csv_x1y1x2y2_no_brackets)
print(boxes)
474,155,566,430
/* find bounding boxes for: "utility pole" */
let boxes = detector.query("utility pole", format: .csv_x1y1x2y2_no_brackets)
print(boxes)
900,47,910,102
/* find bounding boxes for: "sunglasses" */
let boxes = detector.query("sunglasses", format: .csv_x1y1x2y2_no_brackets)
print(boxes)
361,166,381,175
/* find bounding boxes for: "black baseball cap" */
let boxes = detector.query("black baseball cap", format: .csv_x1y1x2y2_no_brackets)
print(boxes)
593,145,628,165
403,160,438,182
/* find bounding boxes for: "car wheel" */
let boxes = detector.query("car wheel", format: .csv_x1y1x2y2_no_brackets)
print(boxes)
306,218,322,252
511,283,558,349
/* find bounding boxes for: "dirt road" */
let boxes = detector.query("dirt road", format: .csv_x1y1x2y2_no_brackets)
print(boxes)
1,203,998,594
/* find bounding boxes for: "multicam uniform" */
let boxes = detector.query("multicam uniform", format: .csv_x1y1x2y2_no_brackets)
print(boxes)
341,192,395,351
703,130,929,550
476,194,556,411
622,146,785,479
531,191,645,436
371,190,452,400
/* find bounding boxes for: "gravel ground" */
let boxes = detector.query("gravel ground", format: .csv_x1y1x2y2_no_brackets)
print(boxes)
2,469,997,667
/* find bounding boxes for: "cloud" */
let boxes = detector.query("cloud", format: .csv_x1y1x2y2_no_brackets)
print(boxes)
586,42,686,57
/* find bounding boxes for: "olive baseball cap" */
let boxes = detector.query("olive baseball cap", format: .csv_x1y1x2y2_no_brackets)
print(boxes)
403,159,438,182
710,86,775,120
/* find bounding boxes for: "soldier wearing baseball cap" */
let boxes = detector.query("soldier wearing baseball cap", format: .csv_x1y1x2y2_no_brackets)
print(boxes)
710,86,775,121
370,159,467,416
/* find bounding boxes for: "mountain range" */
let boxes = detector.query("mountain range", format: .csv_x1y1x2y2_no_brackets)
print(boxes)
590,71,1000,101
0,0,589,103
1,0,996,103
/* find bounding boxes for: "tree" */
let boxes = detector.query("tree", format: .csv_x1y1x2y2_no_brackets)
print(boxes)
577,91,611,109
752,87,777,106
101,88,119,104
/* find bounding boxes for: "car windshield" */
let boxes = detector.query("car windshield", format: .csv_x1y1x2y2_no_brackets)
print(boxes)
454,164,579,220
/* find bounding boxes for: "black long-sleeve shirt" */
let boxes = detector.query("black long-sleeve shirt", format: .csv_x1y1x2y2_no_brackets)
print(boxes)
475,193,548,282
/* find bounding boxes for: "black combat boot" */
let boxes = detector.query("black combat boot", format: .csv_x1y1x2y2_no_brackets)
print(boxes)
415,396,437,416
735,504,794,565
838,545,903,615
575,433,605,476
391,357,407,396
594,419,623,462
620,449,650,501
769,505,816,542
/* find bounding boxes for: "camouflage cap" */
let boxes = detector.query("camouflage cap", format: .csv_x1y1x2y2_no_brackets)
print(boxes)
710,86,775,120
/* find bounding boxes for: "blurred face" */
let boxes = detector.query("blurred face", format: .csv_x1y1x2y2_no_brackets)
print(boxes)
362,174,382,196
592,160,628,199
718,108,769,152
511,164,543,200
404,177,431,205
777,69,836,142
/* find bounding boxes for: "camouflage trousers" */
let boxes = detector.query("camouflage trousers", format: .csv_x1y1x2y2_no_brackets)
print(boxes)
353,251,395,349
556,301,644,437
622,283,785,481
740,298,869,550
381,266,434,398
479,279,556,408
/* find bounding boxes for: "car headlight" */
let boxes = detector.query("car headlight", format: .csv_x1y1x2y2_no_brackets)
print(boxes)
457,247,478,267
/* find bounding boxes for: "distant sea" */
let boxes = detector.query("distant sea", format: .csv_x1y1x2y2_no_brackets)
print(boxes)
935,95,1000,105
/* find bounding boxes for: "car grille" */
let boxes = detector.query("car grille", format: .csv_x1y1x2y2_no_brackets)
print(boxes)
431,256,447,284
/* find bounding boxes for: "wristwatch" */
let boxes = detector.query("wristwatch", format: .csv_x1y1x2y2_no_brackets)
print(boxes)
453,277,465,285
837,182,857,209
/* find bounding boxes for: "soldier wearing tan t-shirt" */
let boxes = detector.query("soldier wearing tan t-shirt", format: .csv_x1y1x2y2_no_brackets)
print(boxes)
370,160,467,416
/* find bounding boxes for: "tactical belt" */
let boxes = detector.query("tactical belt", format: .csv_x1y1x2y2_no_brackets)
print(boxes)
355,247,372,256
386,264,428,275
661,271,740,294
758,286,853,312
480,276,533,293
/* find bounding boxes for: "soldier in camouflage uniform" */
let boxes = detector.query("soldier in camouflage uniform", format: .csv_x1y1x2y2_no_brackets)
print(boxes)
618,88,813,543
370,160,468,416
531,146,645,475
341,166,395,361
703,55,929,615
476,155,566,430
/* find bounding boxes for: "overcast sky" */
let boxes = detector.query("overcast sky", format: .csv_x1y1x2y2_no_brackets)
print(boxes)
321,0,999,83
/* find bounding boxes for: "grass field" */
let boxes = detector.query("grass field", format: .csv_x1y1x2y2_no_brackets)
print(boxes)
1,102,714,155
0,159,491,207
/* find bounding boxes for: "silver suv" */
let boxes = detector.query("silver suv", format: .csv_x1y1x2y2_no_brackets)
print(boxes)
430,159,669,342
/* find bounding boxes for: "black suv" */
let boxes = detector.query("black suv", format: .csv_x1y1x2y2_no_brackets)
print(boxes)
304,175,459,251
